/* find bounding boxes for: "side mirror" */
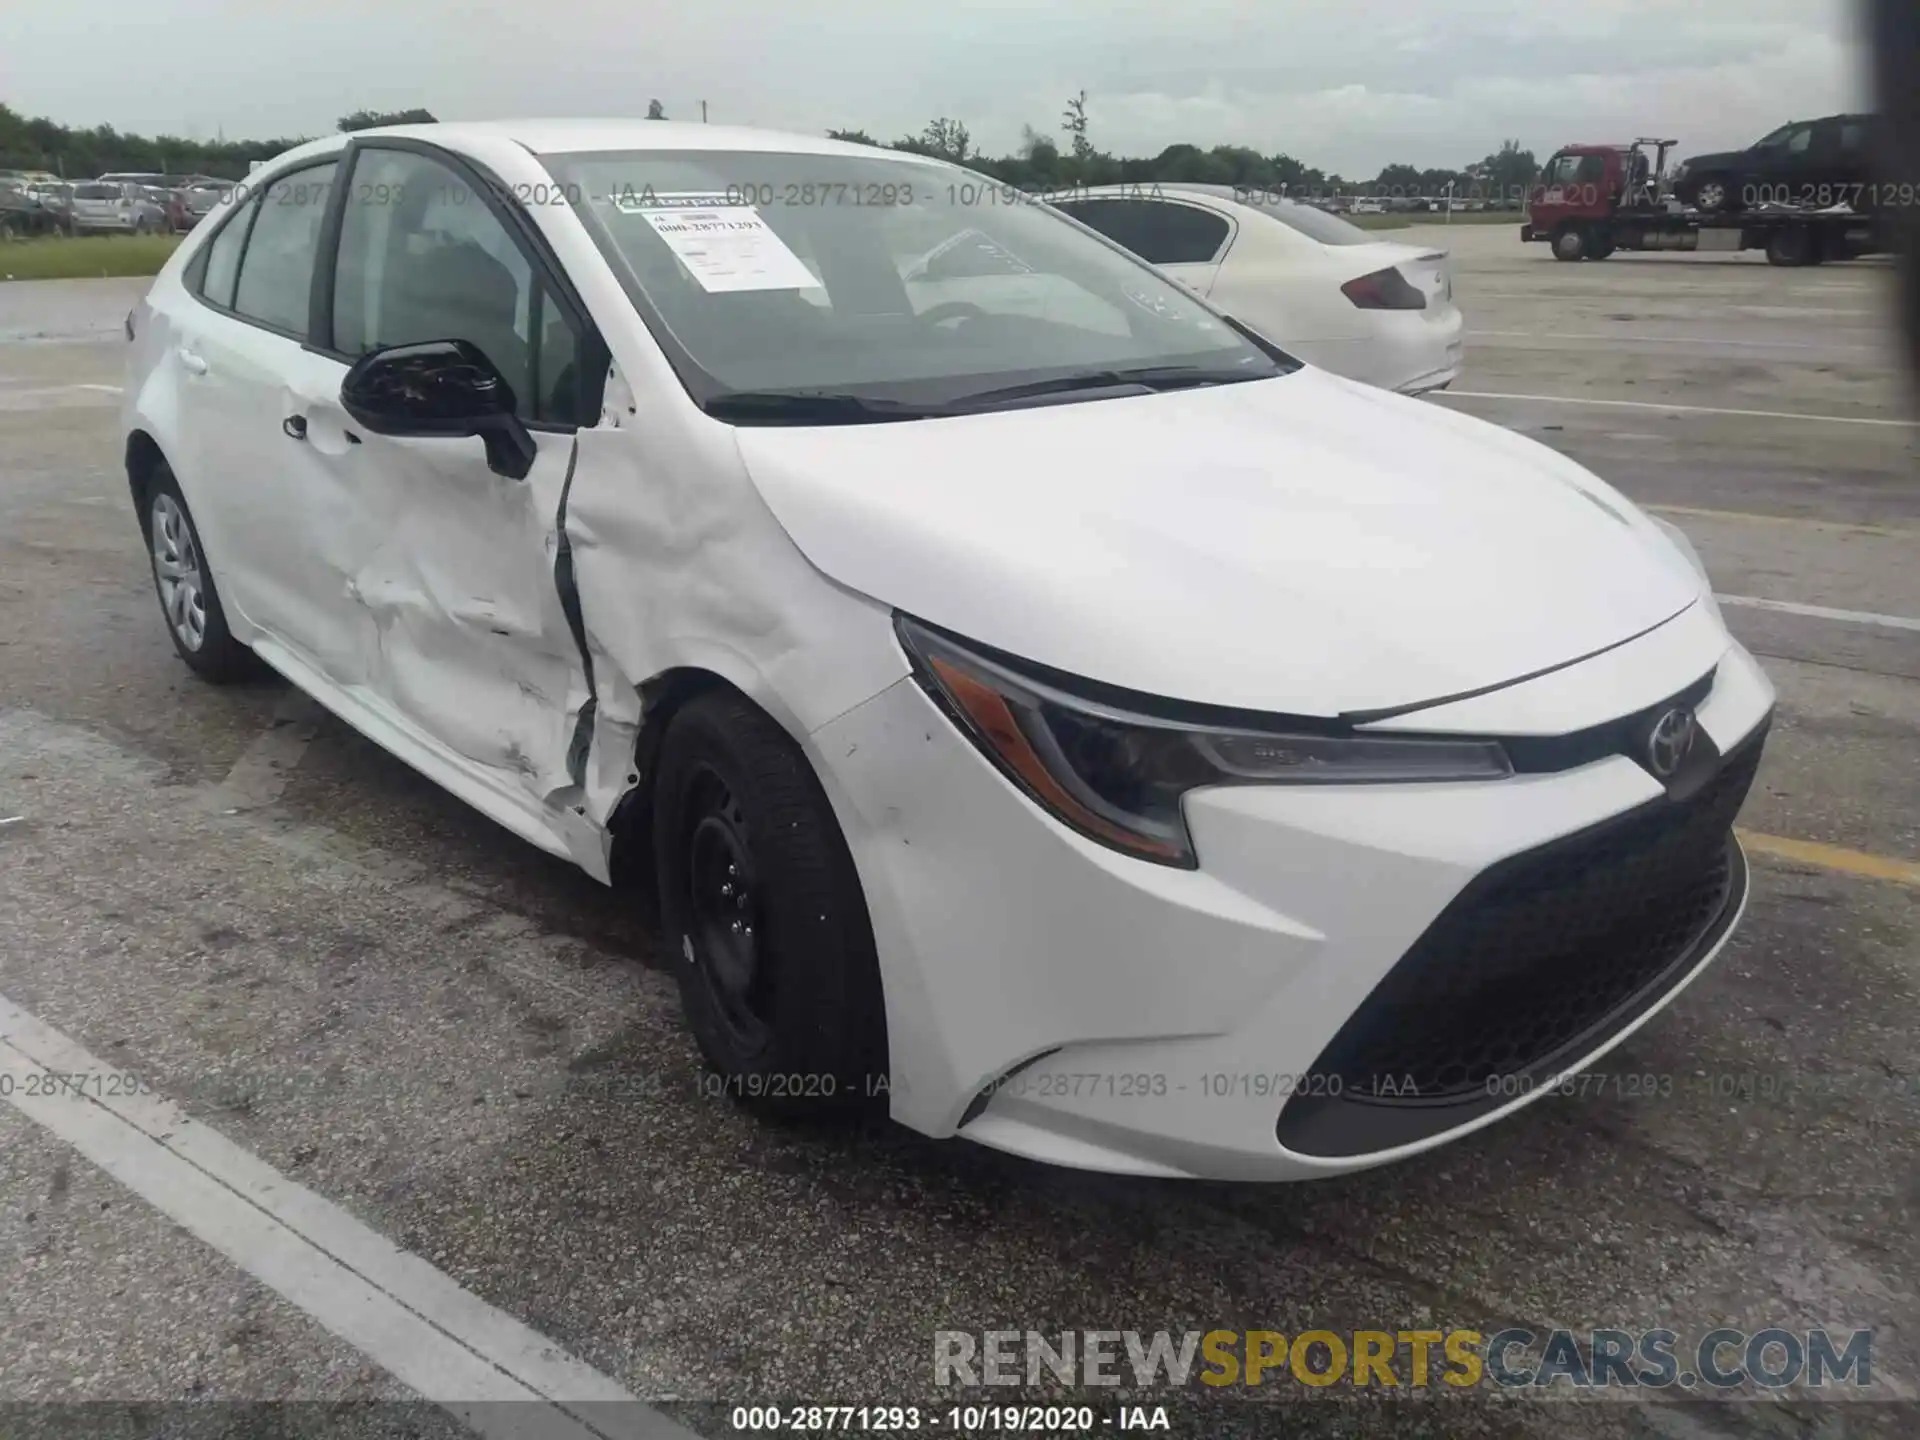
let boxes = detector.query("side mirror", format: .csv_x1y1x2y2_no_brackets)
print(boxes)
339,339,537,480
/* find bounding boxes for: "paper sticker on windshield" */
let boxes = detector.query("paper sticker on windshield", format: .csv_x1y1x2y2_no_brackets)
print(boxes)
613,190,818,293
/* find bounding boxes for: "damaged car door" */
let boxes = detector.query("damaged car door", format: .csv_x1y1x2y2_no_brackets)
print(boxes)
271,142,610,847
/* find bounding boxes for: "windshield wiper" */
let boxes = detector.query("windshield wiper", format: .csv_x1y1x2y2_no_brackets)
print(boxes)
949,364,1268,412
703,390,945,425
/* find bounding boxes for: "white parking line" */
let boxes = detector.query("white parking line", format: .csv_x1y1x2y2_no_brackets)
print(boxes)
0,994,693,1440
1716,594,1920,633
1469,330,1871,352
1434,391,1920,428
198,690,323,814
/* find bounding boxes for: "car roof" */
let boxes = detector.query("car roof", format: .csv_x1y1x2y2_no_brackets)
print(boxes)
280,119,938,162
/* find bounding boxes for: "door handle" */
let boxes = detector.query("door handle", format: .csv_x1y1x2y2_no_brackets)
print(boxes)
282,415,308,441
177,348,208,376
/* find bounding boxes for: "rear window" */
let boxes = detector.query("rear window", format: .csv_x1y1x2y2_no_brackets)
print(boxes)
75,184,120,199
1235,194,1374,246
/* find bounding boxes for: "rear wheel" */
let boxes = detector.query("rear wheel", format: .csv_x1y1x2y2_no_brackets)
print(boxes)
652,691,888,1116
145,464,254,682
1766,225,1818,267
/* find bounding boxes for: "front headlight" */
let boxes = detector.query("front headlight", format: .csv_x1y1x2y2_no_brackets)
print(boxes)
1651,515,1709,583
898,616,1513,868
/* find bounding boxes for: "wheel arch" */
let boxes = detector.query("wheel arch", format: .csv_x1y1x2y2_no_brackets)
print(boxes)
125,429,170,537
606,665,777,894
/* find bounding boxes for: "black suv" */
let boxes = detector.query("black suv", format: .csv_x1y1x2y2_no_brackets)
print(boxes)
1673,113,1882,213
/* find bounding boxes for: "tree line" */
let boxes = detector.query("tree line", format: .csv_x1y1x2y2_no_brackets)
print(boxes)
834,99,1540,203
0,106,438,180
1,96,1538,201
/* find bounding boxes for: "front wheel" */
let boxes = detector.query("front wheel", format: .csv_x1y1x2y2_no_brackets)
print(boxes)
1691,176,1738,214
1552,226,1588,262
652,691,888,1116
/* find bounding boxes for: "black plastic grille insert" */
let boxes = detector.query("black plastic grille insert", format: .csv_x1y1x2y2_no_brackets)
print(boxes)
1277,723,1765,1157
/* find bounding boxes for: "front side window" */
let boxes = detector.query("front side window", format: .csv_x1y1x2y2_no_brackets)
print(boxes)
231,163,338,336
1786,127,1814,155
332,147,586,425
540,148,1284,412
1543,155,1584,186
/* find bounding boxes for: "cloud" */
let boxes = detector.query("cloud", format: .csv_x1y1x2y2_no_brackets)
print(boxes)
0,0,1869,174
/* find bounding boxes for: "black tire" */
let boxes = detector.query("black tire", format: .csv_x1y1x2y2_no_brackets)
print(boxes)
1552,226,1587,262
1589,232,1617,260
1691,175,1739,214
143,463,255,682
652,690,888,1116
1766,225,1817,267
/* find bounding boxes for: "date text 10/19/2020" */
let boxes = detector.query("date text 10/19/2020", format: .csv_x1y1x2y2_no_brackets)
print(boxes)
694,1067,1920,1105
727,1406,1168,1432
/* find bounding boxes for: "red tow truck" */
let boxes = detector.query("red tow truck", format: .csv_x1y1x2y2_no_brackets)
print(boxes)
1522,138,1886,266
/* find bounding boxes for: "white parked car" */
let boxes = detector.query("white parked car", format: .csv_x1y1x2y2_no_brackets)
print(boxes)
69,180,167,235
1047,183,1463,394
123,121,1774,1181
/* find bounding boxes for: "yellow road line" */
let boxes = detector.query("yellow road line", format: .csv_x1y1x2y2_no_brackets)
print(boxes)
1738,829,1920,888
1646,504,1917,540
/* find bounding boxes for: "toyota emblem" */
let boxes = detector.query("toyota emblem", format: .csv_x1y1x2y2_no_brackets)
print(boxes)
1646,707,1698,779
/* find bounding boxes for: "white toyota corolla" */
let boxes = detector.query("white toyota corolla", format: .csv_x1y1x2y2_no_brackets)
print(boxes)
123,121,1774,1181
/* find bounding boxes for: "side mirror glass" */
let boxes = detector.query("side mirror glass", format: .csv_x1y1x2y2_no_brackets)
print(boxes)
339,339,536,480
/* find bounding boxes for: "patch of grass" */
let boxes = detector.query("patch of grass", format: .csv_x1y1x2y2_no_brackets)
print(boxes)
0,232,182,282
1348,211,1523,230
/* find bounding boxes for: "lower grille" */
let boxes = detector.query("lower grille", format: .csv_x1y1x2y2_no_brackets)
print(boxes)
1277,723,1765,1157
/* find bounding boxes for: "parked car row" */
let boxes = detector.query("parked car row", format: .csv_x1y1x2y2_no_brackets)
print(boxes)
0,169,237,237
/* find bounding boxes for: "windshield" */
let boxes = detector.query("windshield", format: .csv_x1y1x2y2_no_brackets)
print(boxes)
1751,124,1797,148
539,148,1289,416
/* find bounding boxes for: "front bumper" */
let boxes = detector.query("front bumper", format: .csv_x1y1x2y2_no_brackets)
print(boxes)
811,628,1774,1181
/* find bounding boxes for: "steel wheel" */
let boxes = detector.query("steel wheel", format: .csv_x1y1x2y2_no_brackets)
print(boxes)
1695,179,1727,212
150,492,207,653
683,763,774,1053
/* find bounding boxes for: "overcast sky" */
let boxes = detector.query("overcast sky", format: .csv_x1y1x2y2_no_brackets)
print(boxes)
2,0,1871,174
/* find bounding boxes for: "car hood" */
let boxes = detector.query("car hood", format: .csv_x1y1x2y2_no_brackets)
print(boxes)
733,368,1701,718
